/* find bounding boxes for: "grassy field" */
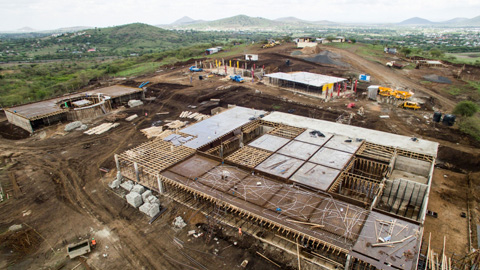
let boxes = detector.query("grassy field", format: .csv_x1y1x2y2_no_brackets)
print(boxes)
446,52,480,65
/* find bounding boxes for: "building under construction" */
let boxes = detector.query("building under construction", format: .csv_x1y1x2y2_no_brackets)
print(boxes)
265,72,349,100
5,85,143,133
115,106,438,270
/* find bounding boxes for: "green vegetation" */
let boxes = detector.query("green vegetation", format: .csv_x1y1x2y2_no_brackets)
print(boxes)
0,41,250,107
453,101,479,117
459,117,480,141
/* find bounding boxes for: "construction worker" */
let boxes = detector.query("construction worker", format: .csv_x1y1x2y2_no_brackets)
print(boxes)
91,238,97,249
238,227,242,236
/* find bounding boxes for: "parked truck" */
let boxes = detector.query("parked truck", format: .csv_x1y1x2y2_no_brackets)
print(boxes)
189,66,203,72
399,101,421,110
230,75,244,83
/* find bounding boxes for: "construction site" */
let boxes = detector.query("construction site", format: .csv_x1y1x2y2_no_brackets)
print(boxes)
1,42,479,270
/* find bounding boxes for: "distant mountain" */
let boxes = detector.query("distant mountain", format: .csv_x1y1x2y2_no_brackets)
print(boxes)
168,14,340,30
197,15,277,28
171,16,205,25
17,27,36,32
464,15,480,26
441,17,469,24
397,15,480,26
398,17,434,25
275,17,309,23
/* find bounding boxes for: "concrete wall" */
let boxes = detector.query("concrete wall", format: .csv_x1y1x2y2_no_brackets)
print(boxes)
394,156,431,177
297,42,317,48
5,110,33,133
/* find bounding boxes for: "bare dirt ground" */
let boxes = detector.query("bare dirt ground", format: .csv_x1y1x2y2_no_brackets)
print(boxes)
1,42,479,269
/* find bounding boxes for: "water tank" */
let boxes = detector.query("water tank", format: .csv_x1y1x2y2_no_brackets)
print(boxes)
442,114,456,126
433,112,442,122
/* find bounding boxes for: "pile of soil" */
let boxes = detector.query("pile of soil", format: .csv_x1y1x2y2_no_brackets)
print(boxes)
423,74,452,84
304,51,349,67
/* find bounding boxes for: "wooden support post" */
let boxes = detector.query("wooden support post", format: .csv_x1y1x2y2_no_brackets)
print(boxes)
157,174,164,194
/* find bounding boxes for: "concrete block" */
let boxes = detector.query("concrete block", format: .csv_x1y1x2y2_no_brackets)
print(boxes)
77,124,88,131
126,192,143,208
142,190,152,202
120,180,134,192
132,184,145,194
65,121,82,132
139,202,151,215
147,195,160,205
148,203,160,217
128,100,143,108
110,179,120,189
173,216,187,228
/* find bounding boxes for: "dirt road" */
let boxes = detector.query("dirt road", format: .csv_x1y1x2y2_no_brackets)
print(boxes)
323,45,457,110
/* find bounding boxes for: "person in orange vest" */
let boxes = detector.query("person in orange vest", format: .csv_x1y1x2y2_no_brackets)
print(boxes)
238,227,242,236
91,238,97,248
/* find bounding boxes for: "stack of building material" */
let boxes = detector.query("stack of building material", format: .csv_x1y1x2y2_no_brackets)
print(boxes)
120,180,134,191
84,123,120,135
165,120,186,129
125,114,138,121
127,100,143,108
132,184,145,194
126,191,143,208
140,126,165,139
65,121,83,132
179,111,210,121
139,202,160,217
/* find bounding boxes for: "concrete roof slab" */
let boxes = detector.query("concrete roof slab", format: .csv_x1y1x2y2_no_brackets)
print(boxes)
294,129,333,146
290,162,341,191
309,147,354,170
277,140,321,160
255,153,305,179
248,133,290,152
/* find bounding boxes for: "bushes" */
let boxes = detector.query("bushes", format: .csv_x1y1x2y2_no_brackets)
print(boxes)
453,101,479,117
458,117,480,141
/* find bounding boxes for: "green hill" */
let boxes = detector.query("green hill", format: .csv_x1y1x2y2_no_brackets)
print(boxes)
71,23,184,53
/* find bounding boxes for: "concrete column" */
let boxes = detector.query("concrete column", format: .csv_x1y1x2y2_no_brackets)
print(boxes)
134,162,140,182
220,144,224,159
344,254,352,270
114,154,120,172
157,174,164,194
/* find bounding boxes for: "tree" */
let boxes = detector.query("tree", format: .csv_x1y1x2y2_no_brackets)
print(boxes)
429,48,444,58
453,101,479,117
400,47,412,57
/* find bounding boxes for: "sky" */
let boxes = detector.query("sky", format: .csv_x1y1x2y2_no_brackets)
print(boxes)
1,0,479,31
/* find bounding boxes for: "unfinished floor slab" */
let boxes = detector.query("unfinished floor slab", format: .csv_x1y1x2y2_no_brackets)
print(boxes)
324,135,363,154
309,147,354,170
351,211,420,270
294,129,333,146
277,140,320,160
169,155,220,179
255,153,305,179
290,162,341,191
248,133,290,152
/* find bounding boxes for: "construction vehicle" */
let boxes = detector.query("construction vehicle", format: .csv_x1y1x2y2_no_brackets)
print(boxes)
230,75,244,83
386,61,404,69
392,90,412,100
189,66,203,72
378,86,393,97
399,101,421,110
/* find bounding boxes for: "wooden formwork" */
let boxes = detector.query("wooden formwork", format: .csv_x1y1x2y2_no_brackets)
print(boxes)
225,146,272,168
117,140,195,175
356,142,395,163
267,125,305,139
